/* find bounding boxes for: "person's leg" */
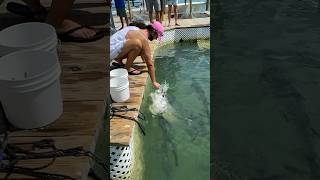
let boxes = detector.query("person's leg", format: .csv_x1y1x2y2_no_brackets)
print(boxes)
173,5,179,25
46,0,74,28
159,0,163,21
146,0,154,23
125,16,129,26
149,10,154,23
160,10,163,22
154,0,161,23
114,39,143,73
120,17,124,29
160,0,165,22
47,0,97,39
125,47,142,73
168,5,172,26
155,11,161,22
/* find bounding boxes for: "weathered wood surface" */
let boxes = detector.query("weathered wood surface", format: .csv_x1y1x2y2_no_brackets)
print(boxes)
0,136,94,179
110,58,148,145
0,2,108,179
58,29,108,102
8,101,106,137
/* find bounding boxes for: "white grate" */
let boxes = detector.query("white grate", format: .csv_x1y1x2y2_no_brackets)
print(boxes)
161,26,210,44
110,146,133,180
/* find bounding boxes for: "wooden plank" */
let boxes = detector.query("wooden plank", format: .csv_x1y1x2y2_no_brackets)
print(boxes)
110,57,148,145
110,118,135,145
0,136,96,179
0,157,90,180
58,37,108,102
8,101,106,137
61,72,107,102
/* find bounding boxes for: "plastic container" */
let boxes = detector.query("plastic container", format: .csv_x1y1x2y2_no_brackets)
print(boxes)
0,22,58,56
110,77,130,102
0,50,63,129
110,68,128,80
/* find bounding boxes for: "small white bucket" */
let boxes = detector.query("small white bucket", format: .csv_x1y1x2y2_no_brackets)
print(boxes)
0,22,57,56
110,68,128,80
0,50,63,129
110,77,130,102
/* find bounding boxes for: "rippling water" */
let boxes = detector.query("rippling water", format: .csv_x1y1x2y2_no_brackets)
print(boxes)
131,41,210,180
213,0,320,179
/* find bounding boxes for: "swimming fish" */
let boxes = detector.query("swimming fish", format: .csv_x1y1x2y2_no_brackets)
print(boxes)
191,78,210,116
158,116,179,167
149,81,178,122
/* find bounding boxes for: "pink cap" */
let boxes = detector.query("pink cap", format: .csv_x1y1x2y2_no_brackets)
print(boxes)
150,21,164,41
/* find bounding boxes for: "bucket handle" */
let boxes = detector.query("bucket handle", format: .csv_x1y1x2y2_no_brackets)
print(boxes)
15,72,61,94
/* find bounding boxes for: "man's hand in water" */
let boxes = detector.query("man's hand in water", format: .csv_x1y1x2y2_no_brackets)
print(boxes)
153,82,161,89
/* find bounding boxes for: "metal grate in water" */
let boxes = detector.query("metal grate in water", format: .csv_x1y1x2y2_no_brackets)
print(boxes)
161,26,210,44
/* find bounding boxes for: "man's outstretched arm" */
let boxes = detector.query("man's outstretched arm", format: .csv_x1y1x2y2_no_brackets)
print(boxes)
141,41,160,89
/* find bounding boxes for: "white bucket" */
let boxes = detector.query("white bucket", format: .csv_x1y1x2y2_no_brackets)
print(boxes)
0,22,58,56
0,50,63,129
110,68,128,80
110,77,130,102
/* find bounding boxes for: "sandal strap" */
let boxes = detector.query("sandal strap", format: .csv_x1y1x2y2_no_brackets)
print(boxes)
59,25,89,36
129,68,140,73
57,25,105,43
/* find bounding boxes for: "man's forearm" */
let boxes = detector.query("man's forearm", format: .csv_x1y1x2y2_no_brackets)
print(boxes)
147,63,157,83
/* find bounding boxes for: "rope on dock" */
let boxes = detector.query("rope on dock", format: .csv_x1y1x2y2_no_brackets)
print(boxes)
110,105,146,136
0,133,109,179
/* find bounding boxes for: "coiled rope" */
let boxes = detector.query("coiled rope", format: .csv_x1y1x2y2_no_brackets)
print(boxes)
0,133,109,179
110,105,146,136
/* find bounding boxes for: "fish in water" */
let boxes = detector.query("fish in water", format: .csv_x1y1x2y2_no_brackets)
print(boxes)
150,81,169,114
149,81,177,122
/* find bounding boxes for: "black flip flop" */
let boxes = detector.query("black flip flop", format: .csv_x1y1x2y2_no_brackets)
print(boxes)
6,2,47,19
128,68,142,75
110,62,125,71
112,62,125,68
57,25,106,43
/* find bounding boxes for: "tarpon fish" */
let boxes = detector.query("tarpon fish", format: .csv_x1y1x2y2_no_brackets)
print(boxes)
149,81,178,123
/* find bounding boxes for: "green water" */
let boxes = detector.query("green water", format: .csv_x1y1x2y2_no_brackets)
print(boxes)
134,41,210,180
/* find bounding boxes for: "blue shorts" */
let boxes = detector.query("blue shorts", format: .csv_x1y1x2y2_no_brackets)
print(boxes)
167,0,178,5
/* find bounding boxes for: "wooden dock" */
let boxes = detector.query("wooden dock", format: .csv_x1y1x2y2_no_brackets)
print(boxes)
110,15,210,146
0,2,108,179
110,58,148,145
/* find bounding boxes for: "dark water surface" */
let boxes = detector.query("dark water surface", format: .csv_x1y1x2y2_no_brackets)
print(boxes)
213,0,320,180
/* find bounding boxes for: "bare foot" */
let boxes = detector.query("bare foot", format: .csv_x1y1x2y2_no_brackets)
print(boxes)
56,19,97,39
128,68,141,75
175,23,180,26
